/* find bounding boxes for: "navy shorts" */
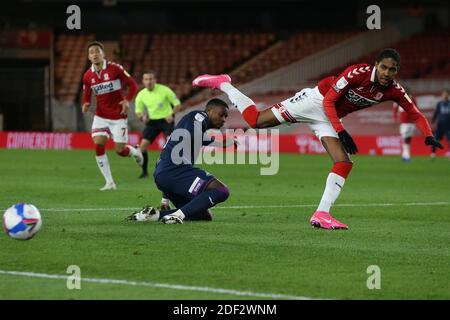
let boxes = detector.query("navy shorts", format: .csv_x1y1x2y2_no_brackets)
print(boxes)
154,166,216,207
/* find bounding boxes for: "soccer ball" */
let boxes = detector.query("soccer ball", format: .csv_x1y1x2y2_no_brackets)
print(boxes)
3,203,42,240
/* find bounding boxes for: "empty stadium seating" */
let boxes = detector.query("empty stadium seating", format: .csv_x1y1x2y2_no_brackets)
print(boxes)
231,31,359,85
185,30,359,105
54,34,95,103
313,30,450,81
133,33,276,99
53,30,449,106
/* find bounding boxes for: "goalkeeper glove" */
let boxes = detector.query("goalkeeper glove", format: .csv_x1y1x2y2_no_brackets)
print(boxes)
424,136,443,149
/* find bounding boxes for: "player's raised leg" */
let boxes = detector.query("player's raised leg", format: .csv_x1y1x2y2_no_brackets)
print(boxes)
160,179,229,224
193,74,280,128
115,142,143,166
310,135,353,230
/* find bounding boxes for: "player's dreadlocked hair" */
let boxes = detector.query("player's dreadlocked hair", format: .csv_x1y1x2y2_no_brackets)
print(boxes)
87,41,104,52
205,98,229,111
376,48,401,67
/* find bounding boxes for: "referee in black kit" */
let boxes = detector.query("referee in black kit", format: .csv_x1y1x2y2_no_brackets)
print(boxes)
134,71,184,178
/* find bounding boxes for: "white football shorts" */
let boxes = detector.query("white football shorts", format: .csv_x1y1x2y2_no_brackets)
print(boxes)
270,86,339,140
400,123,415,139
91,115,129,143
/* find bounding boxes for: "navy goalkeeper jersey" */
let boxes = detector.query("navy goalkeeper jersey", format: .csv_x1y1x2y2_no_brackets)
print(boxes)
433,100,450,127
154,111,214,176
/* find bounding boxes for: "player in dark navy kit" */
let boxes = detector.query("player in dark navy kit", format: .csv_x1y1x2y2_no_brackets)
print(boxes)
431,89,450,159
126,98,236,224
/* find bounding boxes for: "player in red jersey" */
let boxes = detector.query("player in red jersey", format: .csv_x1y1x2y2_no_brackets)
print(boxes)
193,48,443,230
82,41,142,191
392,89,418,162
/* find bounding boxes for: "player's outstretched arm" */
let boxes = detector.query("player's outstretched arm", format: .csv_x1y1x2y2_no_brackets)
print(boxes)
82,74,92,113
117,64,138,101
395,89,439,149
322,83,358,154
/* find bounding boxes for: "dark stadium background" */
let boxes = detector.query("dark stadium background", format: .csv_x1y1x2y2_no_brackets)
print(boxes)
0,0,449,155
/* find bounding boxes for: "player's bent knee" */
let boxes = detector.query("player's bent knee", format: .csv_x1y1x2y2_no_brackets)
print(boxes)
210,186,230,204
242,105,260,128
95,144,106,156
247,115,259,128
218,186,230,201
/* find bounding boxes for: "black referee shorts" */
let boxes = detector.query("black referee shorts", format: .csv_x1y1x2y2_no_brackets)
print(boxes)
142,119,174,143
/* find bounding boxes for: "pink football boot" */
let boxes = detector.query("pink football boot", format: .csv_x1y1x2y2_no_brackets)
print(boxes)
192,74,231,90
310,211,348,230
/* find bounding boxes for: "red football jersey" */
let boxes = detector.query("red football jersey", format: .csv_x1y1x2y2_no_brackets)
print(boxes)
82,60,138,120
317,63,432,136
392,95,417,124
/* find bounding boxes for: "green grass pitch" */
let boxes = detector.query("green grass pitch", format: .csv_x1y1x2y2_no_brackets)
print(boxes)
0,149,449,299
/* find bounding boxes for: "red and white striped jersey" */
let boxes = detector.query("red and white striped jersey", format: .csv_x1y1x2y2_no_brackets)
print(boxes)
317,63,432,136
82,60,138,120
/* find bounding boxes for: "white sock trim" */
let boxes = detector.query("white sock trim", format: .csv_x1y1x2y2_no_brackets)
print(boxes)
402,144,410,158
317,172,346,213
220,85,256,113
219,82,234,93
95,154,114,184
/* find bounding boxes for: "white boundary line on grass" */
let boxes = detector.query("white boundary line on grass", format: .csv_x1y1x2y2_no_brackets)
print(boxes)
28,201,450,212
0,269,317,300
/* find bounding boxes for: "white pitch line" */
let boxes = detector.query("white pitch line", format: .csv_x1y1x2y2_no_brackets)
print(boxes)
0,270,316,300
15,201,450,212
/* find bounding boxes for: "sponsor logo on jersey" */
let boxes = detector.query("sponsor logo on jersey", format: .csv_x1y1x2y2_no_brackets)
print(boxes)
345,89,379,107
374,92,384,100
195,113,206,122
333,77,349,93
91,79,121,95
336,77,348,90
